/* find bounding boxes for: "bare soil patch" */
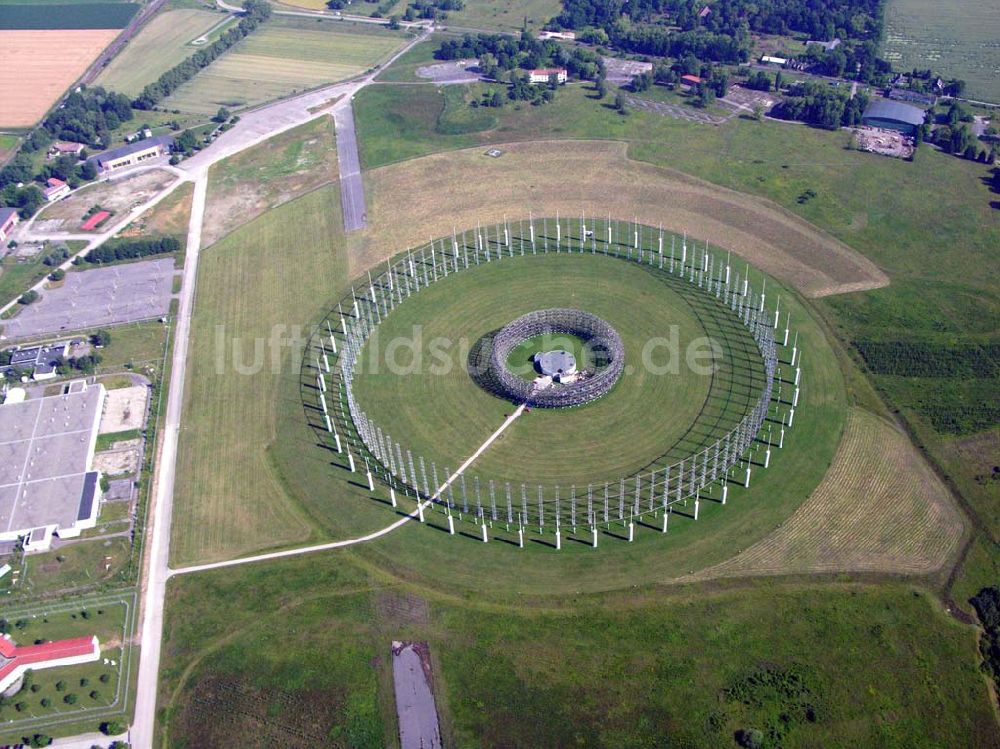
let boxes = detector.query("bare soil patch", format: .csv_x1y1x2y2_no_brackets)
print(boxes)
356,140,887,297
0,30,119,128
202,116,339,246
99,384,149,433
680,408,965,580
40,169,178,232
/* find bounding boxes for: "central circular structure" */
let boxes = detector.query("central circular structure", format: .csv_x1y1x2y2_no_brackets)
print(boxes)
534,349,577,379
487,308,625,407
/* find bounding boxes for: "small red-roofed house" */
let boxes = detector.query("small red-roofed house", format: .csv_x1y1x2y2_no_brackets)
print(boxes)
0,633,100,695
680,74,703,89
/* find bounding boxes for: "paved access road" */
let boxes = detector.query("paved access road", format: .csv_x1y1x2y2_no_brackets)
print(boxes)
334,100,366,231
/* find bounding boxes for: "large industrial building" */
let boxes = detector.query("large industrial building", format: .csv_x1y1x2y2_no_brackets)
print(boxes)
0,381,105,552
88,135,174,174
861,100,926,135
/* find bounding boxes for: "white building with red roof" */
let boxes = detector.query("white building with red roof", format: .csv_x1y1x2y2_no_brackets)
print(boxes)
0,633,101,696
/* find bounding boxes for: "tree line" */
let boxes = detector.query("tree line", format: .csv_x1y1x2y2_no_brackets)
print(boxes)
84,236,180,264
133,0,272,110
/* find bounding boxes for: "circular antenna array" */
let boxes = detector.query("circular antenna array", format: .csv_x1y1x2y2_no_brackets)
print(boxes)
485,308,624,408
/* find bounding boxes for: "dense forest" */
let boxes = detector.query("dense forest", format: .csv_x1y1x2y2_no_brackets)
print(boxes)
553,0,887,72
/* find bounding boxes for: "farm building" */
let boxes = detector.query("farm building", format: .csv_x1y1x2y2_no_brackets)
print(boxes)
529,68,567,84
42,177,70,202
680,74,703,89
47,141,85,158
862,100,925,135
0,207,18,243
0,381,106,552
89,135,174,173
760,55,788,66
0,634,101,696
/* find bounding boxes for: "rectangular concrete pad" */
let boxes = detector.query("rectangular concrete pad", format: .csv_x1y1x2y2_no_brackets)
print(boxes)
2,259,175,340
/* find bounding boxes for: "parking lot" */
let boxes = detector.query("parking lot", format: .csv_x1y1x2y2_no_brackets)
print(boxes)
1,259,176,340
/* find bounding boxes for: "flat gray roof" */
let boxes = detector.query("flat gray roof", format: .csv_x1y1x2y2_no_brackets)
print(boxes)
0,383,104,537
863,99,925,126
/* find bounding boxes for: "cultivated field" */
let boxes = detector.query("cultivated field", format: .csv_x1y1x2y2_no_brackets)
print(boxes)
203,115,338,244
358,140,888,298
685,408,965,580
163,18,409,114
0,29,119,127
884,0,1000,102
94,8,228,97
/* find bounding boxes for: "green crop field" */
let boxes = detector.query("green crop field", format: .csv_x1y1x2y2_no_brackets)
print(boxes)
0,1,138,28
162,18,409,114
94,8,228,96
884,0,1000,103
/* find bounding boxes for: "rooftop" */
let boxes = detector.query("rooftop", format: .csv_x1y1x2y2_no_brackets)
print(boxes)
0,207,17,223
89,135,174,166
863,99,926,127
0,382,105,540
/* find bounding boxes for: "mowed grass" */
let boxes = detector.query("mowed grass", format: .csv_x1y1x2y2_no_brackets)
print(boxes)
444,0,562,32
688,408,965,580
169,186,347,566
884,0,1000,102
355,138,886,298
351,252,762,490
160,555,1000,749
163,18,409,114
94,8,227,96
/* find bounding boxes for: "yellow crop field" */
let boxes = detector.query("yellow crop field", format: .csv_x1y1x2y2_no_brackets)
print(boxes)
0,29,119,127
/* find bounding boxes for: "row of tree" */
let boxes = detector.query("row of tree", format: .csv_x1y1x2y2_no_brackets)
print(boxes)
84,236,180,264
772,80,869,129
437,32,604,81
133,0,272,110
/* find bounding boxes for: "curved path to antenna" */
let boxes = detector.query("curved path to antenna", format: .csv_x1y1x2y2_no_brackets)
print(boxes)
169,403,526,578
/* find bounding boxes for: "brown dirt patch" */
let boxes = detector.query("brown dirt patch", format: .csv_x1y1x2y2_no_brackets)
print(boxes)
37,169,178,232
0,30,120,128
374,590,430,627
680,408,965,581
356,140,887,298
121,180,194,247
202,116,339,246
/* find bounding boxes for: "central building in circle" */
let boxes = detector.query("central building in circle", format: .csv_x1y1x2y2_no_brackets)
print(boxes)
534,349,578,382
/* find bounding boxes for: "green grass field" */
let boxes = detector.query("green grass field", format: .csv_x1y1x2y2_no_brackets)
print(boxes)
169,185,348,566
884,0,1000,102
443,0,561,32
94,8,229,97
159,554,1000,749
0,1,138,27
163,17,409,114
351,251,765,490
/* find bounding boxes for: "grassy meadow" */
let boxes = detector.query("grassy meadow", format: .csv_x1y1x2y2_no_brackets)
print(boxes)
159,553,1000,749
